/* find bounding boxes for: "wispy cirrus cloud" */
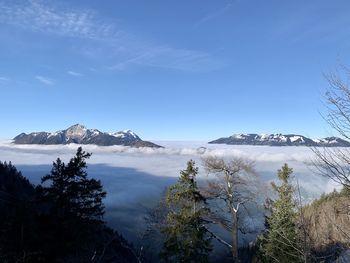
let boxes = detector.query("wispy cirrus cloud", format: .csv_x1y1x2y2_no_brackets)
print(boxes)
195,1,235,27
0,77,9,81
35,75,54,85
67,71,83,77
0,0,225,72
108,47,224,72
0,0,113,40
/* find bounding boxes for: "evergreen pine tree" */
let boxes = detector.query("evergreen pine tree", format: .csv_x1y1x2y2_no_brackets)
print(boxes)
39,147,107,259
40,147,106,222
161,160,212,263
260,163,303,263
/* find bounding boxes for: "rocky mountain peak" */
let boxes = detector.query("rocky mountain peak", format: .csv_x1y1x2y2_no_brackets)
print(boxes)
65,124,87,139
13,125,161,148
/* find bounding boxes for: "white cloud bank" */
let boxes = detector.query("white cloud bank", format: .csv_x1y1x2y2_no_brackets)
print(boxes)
0,140,339,242
0,140,336,194
0,140,313,159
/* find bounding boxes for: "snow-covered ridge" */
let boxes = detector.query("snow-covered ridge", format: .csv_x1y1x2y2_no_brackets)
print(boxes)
209,133,350,147
110,129,140,140
13,124,161,148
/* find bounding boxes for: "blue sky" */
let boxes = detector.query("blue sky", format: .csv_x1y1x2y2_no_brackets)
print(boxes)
0,0,349,140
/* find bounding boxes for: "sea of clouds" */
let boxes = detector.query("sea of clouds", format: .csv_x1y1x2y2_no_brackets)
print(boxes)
0,140,340,243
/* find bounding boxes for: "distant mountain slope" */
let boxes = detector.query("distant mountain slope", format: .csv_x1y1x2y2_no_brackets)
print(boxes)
209,133,350,147
13,124,161,148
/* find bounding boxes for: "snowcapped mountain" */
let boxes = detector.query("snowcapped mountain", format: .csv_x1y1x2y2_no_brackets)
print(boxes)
13,124,161,148
209,133,350,147
313,136,350,147
110,130,141,141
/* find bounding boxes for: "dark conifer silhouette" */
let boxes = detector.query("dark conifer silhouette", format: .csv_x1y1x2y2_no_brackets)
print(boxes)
0,148,138,263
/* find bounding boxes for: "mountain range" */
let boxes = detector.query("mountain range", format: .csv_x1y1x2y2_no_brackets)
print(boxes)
12,127,350,148
209,133,350,147
13,124,161,148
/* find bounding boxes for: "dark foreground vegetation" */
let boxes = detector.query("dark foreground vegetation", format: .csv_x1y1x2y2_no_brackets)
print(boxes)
0,148,139,263
0,148,349,262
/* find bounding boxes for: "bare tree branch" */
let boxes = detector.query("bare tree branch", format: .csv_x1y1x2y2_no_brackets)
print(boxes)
202,156,261,261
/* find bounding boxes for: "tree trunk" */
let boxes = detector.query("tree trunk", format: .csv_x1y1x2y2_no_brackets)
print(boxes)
232,211,239,262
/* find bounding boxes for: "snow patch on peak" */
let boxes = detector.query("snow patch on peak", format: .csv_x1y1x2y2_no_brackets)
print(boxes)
90,129,101,136
260,134,269,140
232,134,245,139
111,130,140,140
317,137,340,144
48,131,59,138
290,136,303,142
123,130,139,138
111,132,125,138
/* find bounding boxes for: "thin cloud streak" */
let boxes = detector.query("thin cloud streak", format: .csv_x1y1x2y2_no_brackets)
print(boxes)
0,0,225,72
67,71,83,77
108,47,224,72
35,75,54,85
195,1,234,27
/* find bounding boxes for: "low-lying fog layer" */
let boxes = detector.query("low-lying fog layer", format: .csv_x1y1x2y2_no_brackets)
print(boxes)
0,140,340,243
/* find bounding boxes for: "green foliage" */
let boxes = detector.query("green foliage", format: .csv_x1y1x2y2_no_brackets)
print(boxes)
259,164,303,263
161,160,212,263
307,186,350,210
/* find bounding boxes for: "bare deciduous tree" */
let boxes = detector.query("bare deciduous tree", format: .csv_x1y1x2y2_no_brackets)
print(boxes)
312,66,350,189
202,156,260,262
310,66,350,261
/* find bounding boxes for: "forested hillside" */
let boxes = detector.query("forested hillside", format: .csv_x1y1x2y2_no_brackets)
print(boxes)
0,148,139,263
